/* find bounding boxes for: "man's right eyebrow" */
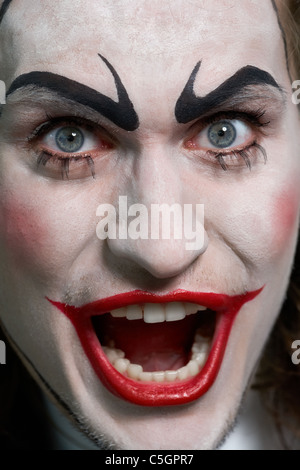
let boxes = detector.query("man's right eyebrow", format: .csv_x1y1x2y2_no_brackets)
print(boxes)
7,64,139,132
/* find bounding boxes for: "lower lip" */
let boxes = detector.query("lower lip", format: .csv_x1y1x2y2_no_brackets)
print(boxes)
47,288,263,406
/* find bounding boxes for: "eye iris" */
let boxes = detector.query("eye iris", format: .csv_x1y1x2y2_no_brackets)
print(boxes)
208,120,236,148
56,127,84,153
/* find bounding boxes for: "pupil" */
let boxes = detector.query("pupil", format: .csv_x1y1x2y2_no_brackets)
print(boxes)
56,127,84,153
208,121,236,148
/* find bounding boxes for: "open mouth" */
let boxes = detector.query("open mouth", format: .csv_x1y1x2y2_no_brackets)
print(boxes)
47,288,263,406
93,304,215,383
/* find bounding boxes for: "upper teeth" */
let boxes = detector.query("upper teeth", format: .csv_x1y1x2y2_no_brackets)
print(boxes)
110,302,207,323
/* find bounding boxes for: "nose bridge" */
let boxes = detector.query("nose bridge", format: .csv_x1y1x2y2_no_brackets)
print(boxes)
105,140,208,279
132,140,181,206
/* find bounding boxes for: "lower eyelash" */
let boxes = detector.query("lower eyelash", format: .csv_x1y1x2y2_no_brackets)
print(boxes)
36,151,96,179
206,141,267,171
86,155,96,179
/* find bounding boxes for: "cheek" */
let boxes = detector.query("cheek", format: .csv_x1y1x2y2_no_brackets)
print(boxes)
0,190,97,278
271,184,300,251
0,197,49,265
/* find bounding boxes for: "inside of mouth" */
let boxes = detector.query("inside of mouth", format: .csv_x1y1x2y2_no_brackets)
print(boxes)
92,308,216,381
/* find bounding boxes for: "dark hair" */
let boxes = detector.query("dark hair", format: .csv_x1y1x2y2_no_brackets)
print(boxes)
0,0,300,450
253,0,300,448
0,328,50,449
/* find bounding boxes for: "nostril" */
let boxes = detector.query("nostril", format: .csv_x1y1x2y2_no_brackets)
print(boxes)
107,235,208,279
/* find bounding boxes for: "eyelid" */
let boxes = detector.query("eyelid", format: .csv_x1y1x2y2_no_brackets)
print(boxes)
185,109,270,136
183,108,270,153
27,115,117,147
183,110,269,171
26,116,116,181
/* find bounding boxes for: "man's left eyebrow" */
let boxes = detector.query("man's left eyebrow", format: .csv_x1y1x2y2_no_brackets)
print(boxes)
7,56,139,132
175,63,285,124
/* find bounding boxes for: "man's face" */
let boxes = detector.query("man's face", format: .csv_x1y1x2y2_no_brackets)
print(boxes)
0,0,299,449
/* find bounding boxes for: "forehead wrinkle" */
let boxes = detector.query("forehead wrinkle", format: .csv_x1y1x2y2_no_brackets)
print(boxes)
0,0,291,108
1,1,286,53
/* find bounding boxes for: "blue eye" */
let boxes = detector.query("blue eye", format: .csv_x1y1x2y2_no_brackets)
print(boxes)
41,123,102,155
208,120,236,148
184,115,268,170
30,118,115,180
195,119,252,150
55,127,84,153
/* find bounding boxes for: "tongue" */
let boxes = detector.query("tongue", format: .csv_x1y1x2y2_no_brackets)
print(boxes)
94,315,198,372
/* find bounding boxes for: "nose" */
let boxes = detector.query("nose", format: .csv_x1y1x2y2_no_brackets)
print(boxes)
102,143,208,279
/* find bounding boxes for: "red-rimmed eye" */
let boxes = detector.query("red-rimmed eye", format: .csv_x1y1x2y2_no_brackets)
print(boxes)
41,124,113,154
187,119,253,151
28,118,116,180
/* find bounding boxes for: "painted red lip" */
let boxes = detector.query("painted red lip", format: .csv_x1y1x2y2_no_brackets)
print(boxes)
47,288,263,406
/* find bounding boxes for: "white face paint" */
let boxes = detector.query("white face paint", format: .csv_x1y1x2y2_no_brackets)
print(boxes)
0,0,299,450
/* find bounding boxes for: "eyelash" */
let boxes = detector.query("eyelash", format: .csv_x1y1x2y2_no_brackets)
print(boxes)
27,115,111,179
28,108,269,180
36,150,96,179
207,141,267,171
185,109,269,170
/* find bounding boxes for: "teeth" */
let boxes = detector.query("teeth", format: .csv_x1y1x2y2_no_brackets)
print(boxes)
144,303,165,323
127,363,143,379
102,346,124,363
110,307,127,318
177,366,189,381
187,360,199,376
184,302,207,315
165,302,185,322
165,370,178,382
126,304,143,320
109,302,207,323
139,371,153,382
152,371,165,383
114,358,130,374
102,330,211,383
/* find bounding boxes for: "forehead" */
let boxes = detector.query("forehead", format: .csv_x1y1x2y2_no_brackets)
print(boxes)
0,0,286,93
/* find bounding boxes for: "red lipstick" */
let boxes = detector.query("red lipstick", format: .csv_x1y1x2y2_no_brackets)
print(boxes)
47,288,263,406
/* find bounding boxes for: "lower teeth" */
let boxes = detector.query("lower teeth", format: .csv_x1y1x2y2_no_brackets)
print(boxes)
102,329,210,383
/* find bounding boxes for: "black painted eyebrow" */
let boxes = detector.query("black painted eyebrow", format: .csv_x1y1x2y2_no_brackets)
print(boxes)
7,54,139,132
0,0,13,25
175,63,284,124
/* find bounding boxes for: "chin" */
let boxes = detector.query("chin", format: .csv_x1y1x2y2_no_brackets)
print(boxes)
42,286,270,450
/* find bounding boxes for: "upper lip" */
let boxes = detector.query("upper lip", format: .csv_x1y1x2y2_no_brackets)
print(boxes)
47,286,264,406
50,288,253,319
